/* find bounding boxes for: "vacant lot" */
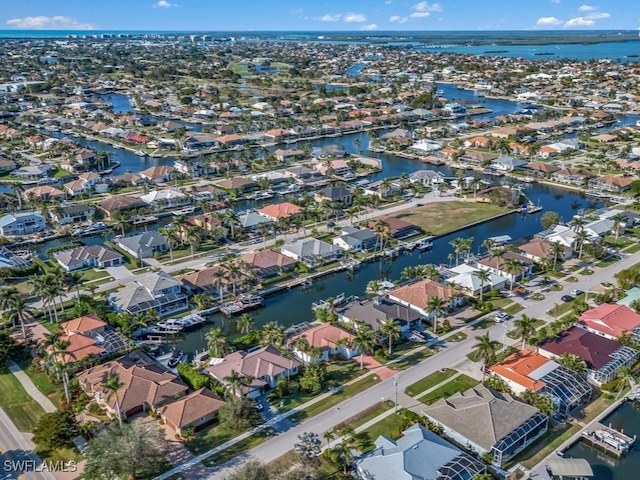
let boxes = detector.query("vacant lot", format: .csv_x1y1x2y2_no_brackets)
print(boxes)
405,369,457,397
380,201,510,237
418,375,480,405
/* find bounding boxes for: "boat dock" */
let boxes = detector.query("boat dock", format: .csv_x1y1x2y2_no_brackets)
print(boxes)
132,215,159,225
579,422,635,458
220,295,263,316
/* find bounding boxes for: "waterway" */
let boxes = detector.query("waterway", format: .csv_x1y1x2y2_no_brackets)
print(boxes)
563,402,640,480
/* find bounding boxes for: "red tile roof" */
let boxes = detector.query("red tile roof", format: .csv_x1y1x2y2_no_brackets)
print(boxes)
490,350,549,392
257,202,302,219
289,323,355,351
540,327,621,370
579,304,640,338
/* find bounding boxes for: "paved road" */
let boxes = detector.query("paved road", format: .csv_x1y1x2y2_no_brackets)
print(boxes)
200,249,640,479
0,408,55,480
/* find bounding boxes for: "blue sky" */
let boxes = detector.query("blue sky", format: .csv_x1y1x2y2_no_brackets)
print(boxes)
2,1,639,31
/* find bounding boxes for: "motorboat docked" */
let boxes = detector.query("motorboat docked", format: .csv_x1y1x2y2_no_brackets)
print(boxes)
220,295,263,316
254,191,274,200
593,428,633,451
486,234,512,246
134,149,148,157
167,350,184,368
113,144,124,149
417,237,434,250
172,206,196,216
70,222,110,237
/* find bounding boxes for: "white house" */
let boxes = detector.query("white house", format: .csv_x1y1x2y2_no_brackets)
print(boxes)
0,212,46,236
288,323,358,363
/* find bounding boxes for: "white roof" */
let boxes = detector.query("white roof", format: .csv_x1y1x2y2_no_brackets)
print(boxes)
140,188,186,203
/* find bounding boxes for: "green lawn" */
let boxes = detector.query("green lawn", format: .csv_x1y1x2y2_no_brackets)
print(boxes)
379,201,510,237
504,303,525,315
203,429,272,466
404,369,457,397
490,297,512,309
333,401,394,432
418,375,480,405
359,413,406,452
80,269,111,282
290,374,379,423
506,319,545,339
0,368,46,432
183,422,247,456
471,318,495,330
445,331,467,342
595,256,620,268
623,242,640,254
466,342,504,362
17,360,62,408
515,424,581,470
390,347,436,370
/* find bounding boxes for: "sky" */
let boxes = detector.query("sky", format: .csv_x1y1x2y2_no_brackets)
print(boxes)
2,1,640,32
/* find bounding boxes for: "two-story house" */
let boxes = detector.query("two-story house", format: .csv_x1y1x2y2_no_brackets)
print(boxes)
108,271,188,316
0,212,46,236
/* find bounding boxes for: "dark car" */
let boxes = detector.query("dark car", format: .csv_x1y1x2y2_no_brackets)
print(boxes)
327,222,336,228
561,295,574,302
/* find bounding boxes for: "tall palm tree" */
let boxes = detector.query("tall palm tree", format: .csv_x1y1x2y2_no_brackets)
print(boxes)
236,313,255,335
513,315,538,350
186,227,202,258
206,327,229,357
110,210,127,236
473,269,491,300
191,293,212,311
65,271,84,306
43,334,74,403
158,227,178,262
351,325,376,370
550,241,565,270
504,259,523,291
449,237,466,266
481,238,496,253
222,369,253,397
613,366,635,399
612,213,625,241
575,229,589,260
380,319,401,356
401,266,417,280
261,321,285,347
104,374,124,426
323,430,335,448
11,183,24,210
7,296,32,340
0,287,19,311
426,295,446,334
474,333,497,381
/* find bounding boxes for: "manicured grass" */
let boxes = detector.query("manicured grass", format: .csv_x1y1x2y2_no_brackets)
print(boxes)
80,269,111,282
390,347,436,370
290,374,379,423
623,242,640,254
404,369,457,397
359,413,406,452
471,318,495,330
516,424,581,470
490,297,512,309
466,342,503,363
203,428,272,466
17,360,62,408
418,375,480,405
446,331,467,342
595,256,619,268
0,368,46,432
504,303,525,315
507,319,545,339
579,268,594,275
333,401,394,432
183,422,246,455
378,201,509,237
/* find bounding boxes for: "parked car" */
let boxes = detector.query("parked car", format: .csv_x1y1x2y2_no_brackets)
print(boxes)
570,289,583,296
494,312,509,323
561,295,574,302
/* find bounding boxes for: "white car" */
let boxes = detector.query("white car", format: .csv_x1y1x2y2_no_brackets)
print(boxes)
570,289,584,296
494,312,509,323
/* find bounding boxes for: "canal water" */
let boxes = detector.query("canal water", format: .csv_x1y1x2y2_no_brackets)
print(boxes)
563,402,640,480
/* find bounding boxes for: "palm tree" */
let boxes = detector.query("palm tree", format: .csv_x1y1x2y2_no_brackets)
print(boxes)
261,321,286,347
613,366,635,399
191,293,212,311
222,369,253,397
513,315,538,350
44,336,74,403
351,324,376,370
323,430,335,448
186,227,202,258
474,333,497,381
557,353,588,377
110,210,127,236
65,271,84,306
236,313,255,335
473,269,491,300
550,241,565,270
401,266,417,280
426,295,446,334
104,374,124,426
449,237,466,266
481,238,496,253
504,259,523,290
0,287,19,311
7,296,32,340
612,213,625,242
158,227,178,262
422,264,440,281
380,319,401,357
575,229,589,259
257,222,272,248
206,327,229,357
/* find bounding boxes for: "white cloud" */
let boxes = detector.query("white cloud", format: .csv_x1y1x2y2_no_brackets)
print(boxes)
389,15,408,23
536,16,563,26
344,13,367,23
153,0,177,8
410,12,431,18
385,0,392,4
578,5,596,12
361,24,378,31
319,14,342,22
564,16,595,27
412,2,442,12
6,15,95,30
586,12,610,20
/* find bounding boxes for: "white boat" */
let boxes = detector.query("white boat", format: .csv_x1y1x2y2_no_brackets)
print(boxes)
637,120,640,127
417,238,434,250
254,191,274,200
594,428,632,451
167,351,184,368
134,149,148,157
113,144,124,149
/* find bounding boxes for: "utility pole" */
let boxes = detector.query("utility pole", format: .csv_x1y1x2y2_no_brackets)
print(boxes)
394,375,399,413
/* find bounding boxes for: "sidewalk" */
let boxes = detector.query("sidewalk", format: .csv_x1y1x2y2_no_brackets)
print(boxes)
7,361,56,413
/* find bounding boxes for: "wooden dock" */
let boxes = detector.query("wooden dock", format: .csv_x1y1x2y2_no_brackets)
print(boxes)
579,421,635,458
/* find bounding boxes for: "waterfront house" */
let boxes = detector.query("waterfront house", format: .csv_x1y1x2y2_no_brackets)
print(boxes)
185,214,227,239
550,168,591,186
281,238,342,267
314,186,354,206
49,203,95,225
353,424,486,480
490,156,527,172
77,350,188,420
489,350,592,417
206,346,300,398
183,134,219,151
238,211,273,231
522,162,561,177
578,304,640,341
54,245,124,271
108,271,188,316
283,165,326,185
178,265,233,295
446,264,509,296
289,323,357,363
0,212,46,236
157,388,226,437
339,297,423,333
368,217,421,239
257,202,303,221
240,250,297,279
213,177,257,195
518,238,573,263
140,188,190,209
388,279,464,318
22,185,66,201
96,195,146,218
11,164,52,180
409,169,445,186
476,251,534,285
140,165,174,183
332,227,379,252
56,314,108,363
115,231,167,259
109,173,146,187
588,175,634,193
274,148,305,163
538,327,639,385
314,159,351,177
423,385,549,467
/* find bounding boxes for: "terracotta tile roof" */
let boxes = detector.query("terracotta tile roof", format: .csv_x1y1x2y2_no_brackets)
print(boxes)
58,332,105,363
178,265,231,290
490,350,549,392
540,327,621,370
157,388,225,430
368,216,418,236
257,202,302,219
518,238,570,260
477,251,534,271
289,323,355,351
241,250,297,271
61,313,106,335
390,279,460,308
579,304,640,338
